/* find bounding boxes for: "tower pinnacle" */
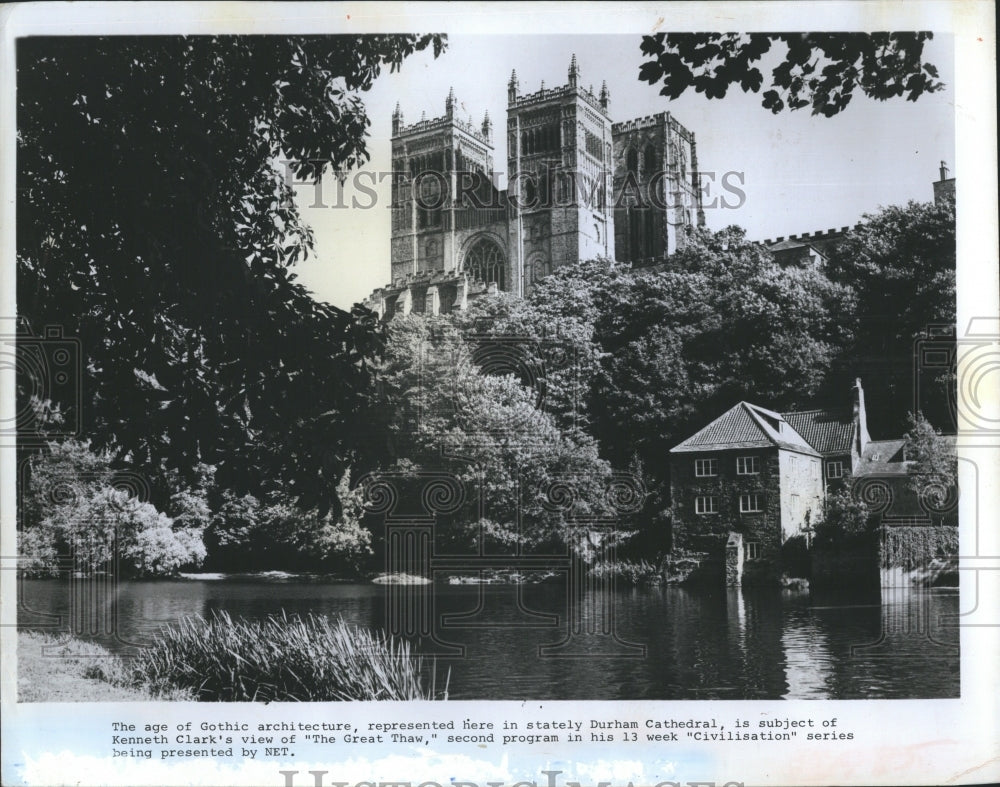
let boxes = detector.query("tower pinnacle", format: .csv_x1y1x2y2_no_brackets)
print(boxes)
508,69,520,102
599,80,610,110
482,110,493,141
568,53,579,87
445,86,456,117
392,101,404,134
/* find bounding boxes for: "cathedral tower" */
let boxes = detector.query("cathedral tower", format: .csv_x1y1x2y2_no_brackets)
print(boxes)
506,54,615,294
390,89,502,287
611,112,705,262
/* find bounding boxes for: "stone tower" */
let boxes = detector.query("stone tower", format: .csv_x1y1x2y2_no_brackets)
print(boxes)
506,54,615,295
611,112,705,262
389,89,502,287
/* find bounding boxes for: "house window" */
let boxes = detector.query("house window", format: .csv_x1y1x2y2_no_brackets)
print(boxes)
740,494,763,513
736,456,759,475
694,458,718,477
827,460,844,479
695,496,718,515
745,541,761,560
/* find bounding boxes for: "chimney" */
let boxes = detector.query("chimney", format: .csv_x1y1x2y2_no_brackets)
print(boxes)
939,160,950,181
852,378,871,454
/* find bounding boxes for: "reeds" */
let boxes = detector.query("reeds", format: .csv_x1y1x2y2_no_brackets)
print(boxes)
127,610,447,702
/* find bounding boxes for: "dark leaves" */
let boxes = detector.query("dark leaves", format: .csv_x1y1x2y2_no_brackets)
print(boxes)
638,31,942,116
17,34,443,510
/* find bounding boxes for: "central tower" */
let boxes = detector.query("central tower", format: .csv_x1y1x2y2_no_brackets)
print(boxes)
506,55,615,295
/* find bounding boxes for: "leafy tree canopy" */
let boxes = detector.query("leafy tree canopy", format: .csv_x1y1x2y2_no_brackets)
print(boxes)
639,32,942,116
824,197,956,432
17,35,444,512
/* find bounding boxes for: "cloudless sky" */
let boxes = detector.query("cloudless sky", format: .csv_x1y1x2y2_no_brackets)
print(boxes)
290,33,955,309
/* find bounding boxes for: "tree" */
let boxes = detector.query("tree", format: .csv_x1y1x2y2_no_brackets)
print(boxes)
18,441,206,577
373,315,623,556
824,198,956,432
17,35,445,513
639,33,942,116
812,484,875,549
902,412,957,517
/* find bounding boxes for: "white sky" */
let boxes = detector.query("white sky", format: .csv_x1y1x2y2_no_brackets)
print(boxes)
292,32,955,310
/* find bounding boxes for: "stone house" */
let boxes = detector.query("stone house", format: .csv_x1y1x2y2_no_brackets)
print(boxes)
669,401,825,565
669,379,903,577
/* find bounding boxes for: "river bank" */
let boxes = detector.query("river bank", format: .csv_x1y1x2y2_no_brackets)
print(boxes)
17,631,191,702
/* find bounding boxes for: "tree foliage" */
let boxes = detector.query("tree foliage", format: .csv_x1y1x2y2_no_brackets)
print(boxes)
812,484,875,549
17,35,444,513
19,441,206,577
639,32,943,116
374,316,622,557
825,197,956,432
902,411,957,506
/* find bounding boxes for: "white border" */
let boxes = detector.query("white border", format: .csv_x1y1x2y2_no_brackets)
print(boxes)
1,3,997,786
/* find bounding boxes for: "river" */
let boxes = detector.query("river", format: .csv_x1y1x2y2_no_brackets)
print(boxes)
19,576,960,700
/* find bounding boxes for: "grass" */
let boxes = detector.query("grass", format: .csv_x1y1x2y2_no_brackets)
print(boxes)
17,631,193,702
127,610,447,701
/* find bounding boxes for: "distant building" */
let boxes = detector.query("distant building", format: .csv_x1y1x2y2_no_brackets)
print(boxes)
933,160,956,204
365,55,705,318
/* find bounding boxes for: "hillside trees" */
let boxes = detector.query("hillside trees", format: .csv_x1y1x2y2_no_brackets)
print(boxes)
824,197,956,433
373,315,623,557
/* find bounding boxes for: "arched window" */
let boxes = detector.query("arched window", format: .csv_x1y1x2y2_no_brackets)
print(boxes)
626,147,638,174
464,238,507,290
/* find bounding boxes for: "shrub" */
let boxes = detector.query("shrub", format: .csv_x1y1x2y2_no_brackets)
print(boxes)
18,441,206,577
812,485,875,549
127,611,445,701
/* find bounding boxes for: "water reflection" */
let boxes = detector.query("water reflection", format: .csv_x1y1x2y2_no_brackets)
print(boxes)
19,577,959,700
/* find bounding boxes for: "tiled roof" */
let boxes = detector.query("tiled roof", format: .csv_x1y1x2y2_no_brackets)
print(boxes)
671,402,819,455
781,408,855,455
768,239,816,252
857,439,908,475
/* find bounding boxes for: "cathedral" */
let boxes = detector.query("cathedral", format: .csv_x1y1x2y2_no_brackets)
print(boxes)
365,55,706,318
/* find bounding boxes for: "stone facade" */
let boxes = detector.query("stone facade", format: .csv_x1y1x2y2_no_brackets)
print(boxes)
670,379,957,586
364,55,705,318
669,440,822,566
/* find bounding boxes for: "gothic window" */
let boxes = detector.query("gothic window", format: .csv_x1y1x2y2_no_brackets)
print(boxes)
464,238,507,290
523,176,537,207
626,147,638,175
